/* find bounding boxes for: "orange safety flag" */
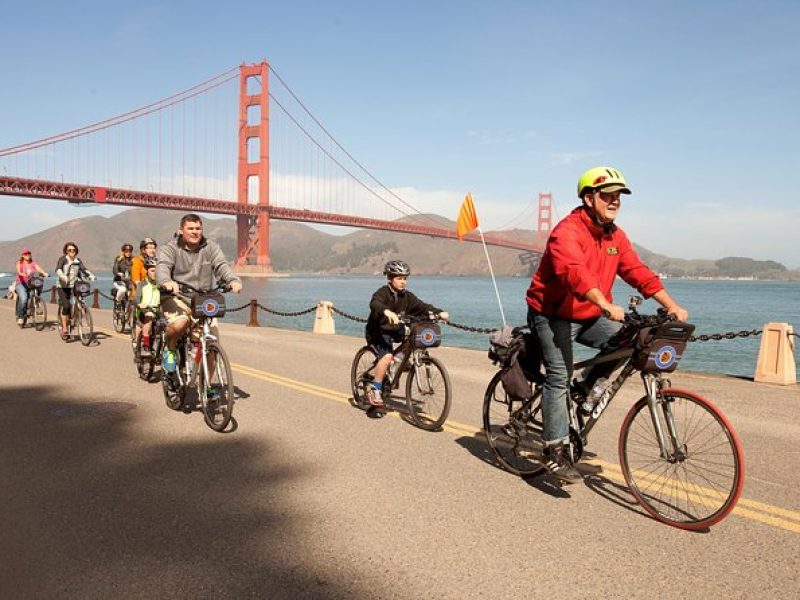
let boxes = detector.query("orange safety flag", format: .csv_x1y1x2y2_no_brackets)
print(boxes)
456,193,479,241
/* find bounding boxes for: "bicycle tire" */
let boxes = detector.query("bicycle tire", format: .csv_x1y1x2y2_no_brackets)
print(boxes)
32,295,47,331
135,334,157,382
405,355,451,431
350,346,377,410
482,370,544,477
112,300,126,333
77,304,94,346
200,342,235,432
618,388,745,530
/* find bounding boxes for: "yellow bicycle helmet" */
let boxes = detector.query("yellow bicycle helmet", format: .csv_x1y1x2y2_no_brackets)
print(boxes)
577,166,631,198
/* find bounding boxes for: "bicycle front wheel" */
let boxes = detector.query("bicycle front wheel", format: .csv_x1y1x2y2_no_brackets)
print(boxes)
112,301,126,333
200,342,235,432
482,370,544,476
405,355,451,431
350,346,377,410
77,304,94,346
619,389,745,530
32,295,47,331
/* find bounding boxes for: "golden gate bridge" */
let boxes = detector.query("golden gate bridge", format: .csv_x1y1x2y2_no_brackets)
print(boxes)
0,60,551,273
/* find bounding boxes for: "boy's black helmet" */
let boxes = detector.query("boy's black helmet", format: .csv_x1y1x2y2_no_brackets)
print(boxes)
384,260,411,277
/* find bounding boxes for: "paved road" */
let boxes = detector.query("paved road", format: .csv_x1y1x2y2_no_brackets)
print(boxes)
1,302,799,599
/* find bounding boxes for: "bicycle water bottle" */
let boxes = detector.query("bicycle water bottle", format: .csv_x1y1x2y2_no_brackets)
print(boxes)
582,377,610,414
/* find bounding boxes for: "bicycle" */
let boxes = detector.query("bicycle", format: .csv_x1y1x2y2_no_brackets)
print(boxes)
350,314,452,431
56,278,95,346
482,296,745,530
112,279,133,334
160,281,235,432
19,275,48,331
133,308,164,382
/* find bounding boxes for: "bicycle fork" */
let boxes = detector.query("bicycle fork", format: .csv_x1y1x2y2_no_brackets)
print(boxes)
642,374,686,462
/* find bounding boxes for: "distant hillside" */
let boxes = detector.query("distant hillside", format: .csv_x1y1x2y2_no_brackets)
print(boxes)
0,208,796,279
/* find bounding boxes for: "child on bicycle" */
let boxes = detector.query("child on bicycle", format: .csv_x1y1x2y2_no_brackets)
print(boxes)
364,260,448,413
134,257,161,357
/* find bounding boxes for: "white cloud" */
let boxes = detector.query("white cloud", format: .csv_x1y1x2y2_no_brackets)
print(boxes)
547,151,603,166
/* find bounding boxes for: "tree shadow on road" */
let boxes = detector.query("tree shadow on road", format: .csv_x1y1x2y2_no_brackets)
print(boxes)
0,384,369,598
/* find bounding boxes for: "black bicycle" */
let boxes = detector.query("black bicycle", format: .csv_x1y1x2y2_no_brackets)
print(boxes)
350,314,451,431
483,296,745,530
112,279,133,334
160,281,235,432
133,308,164,382
19,275,47,331
57,278,95,346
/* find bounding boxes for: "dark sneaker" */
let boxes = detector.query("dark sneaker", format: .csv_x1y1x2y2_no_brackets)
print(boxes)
140,346,152,358
542,443,582,484
366,405,386,419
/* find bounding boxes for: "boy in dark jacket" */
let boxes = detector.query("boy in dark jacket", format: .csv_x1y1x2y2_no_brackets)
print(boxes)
364,260,448,412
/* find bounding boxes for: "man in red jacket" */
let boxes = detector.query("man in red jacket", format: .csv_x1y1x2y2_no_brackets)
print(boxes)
526,166,688,483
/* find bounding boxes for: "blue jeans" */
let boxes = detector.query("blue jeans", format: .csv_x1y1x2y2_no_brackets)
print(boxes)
528,308,621,446
15,283,29,319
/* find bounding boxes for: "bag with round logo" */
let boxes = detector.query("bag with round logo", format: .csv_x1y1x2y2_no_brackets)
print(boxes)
633,321,694,373
191,291,226,319
411,321,441,349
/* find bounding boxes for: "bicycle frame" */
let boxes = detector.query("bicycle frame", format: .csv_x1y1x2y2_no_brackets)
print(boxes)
174,316,217,391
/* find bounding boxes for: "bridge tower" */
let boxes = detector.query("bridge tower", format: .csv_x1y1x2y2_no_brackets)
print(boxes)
537,192,552,243
236,61,271,273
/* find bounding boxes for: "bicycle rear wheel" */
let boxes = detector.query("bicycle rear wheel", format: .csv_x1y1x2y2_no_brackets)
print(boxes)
32,295,47,331
619,389,745,530
405,355,451,431
77,304,94,346
135,334,157,382
350,346,377,410
482,371,544,476
200,342,235,432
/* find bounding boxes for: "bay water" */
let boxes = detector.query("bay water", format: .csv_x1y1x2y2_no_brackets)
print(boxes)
4,272,798,378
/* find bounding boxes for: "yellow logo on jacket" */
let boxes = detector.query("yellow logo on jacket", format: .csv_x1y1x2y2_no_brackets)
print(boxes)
607,247,618,255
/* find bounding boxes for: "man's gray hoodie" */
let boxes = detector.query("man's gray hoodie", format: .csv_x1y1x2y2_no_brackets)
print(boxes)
156,236,241,292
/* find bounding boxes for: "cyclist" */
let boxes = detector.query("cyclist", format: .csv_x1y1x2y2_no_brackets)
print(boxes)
525,166,688,483
131,237,158,288
133,257,160,357
55,242,95,336
364,260,448,414
111,243,134,305
155,213,242,374
14,248,48,325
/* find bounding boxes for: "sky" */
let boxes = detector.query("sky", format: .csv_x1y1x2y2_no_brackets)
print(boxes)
1,0,799,267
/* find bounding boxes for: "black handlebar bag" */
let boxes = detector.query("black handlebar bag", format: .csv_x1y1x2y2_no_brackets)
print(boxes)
412,322,441,348
74,281,92,296
633,321,695,373
191,291,226,319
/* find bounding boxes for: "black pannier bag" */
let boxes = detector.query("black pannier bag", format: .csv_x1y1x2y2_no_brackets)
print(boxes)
488,326,543,400
29,277,44,290
411,321,442,348
191,291,226,319
633,321,695,373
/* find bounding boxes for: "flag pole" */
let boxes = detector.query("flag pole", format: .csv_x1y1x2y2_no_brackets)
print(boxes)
476,225,507,327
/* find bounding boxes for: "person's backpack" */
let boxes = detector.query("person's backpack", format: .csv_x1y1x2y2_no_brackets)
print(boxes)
488,326,543,400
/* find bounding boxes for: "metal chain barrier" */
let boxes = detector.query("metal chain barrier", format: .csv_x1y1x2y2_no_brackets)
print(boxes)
445,320,499,334
689,329,762,342
330,306,367,323
226,303,250,313
257,302,317,317
97,290,116,301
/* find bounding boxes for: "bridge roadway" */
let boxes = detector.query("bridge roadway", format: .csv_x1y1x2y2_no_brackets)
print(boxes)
1,302,798,599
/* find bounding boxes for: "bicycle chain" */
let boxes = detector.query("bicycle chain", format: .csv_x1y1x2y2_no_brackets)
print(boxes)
257,302,317,317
